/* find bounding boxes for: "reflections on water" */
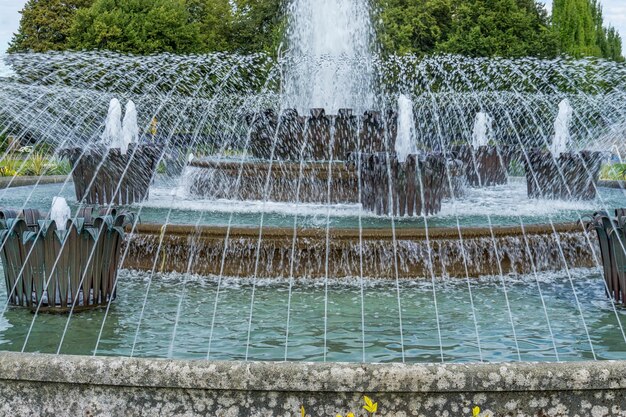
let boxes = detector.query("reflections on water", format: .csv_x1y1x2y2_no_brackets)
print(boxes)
1,267,625,363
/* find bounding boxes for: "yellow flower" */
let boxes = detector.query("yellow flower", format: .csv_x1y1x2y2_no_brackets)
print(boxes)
363,396,378,414
473,406,481,416
301,405,305,417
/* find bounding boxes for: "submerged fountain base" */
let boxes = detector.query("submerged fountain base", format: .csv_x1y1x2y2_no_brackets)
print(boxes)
452,145,514,187
524,150,603,200
61,144,161,205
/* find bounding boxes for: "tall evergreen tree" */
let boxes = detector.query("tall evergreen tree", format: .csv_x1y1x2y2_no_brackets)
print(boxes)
606,27,624,62
552,0,623,60
8,0,94,52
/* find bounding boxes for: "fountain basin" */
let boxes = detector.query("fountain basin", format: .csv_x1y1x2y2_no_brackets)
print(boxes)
188,159,359,203
0,352,624,416
124,222,595,279
61,144,161,205
524,150,603,200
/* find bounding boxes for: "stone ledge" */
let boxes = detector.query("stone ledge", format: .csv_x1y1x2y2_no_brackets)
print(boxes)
0,175,70,189
1,352,625,393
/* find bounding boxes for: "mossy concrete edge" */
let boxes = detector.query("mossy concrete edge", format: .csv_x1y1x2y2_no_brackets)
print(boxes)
1,352,625,416
1,352,625,393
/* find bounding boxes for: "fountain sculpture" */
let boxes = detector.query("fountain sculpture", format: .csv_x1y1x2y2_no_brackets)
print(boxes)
0,205,132,312
61,99,162,205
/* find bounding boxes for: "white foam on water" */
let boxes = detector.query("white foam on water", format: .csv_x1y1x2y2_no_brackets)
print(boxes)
437,178,596,218
142,186,364,218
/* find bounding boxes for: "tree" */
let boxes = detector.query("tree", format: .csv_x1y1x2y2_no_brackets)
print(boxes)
69,0,203,54
605,27,624,62
435,0,558,58
8,0,94,52
186,0,233,52
377,0,453,56
229,0,285,54
551,0,623,60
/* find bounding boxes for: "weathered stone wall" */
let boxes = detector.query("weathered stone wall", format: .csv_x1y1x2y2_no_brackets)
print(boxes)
0,352,624,416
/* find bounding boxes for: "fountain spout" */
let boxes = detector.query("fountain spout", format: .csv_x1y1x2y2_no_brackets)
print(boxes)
102,98,122,147
550,99,573,155
471,112,493,149
50,197,71,231
395,95,418,163
121,100,139,155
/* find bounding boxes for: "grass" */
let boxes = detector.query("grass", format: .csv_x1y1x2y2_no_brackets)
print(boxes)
0,153,72,178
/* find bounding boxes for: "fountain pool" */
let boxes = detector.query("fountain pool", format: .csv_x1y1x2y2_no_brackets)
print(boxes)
2,267,625,364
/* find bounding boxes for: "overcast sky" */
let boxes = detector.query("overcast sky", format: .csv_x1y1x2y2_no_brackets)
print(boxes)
1,0,625,55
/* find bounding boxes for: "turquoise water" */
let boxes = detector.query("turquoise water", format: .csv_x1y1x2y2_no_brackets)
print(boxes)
1,268,625,363
1,177,625,229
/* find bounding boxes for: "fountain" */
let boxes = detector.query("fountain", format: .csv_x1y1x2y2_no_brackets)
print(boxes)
1,0,626,414
0,204,132,312
451,112,514,187
524,99,604,200
60,99,162,205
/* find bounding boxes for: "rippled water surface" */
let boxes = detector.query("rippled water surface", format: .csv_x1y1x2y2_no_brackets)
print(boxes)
2,179,626,229
1,268,625,363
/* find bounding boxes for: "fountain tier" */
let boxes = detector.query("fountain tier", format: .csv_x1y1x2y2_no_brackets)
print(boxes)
247,109,397,161
124,222,593,279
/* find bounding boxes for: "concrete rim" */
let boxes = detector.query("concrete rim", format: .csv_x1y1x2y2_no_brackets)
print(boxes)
0,351,624,393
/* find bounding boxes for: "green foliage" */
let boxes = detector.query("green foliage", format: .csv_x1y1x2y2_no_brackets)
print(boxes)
377,0,453,56
0,153,72,177
186,0,233,51
601,164,626,181
69,0,203,54
229,0,285,54
376,0,557,58
552,0,623,61
8,0,94,52
25,153,49,176
7,0,624,61
437,0,558,58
